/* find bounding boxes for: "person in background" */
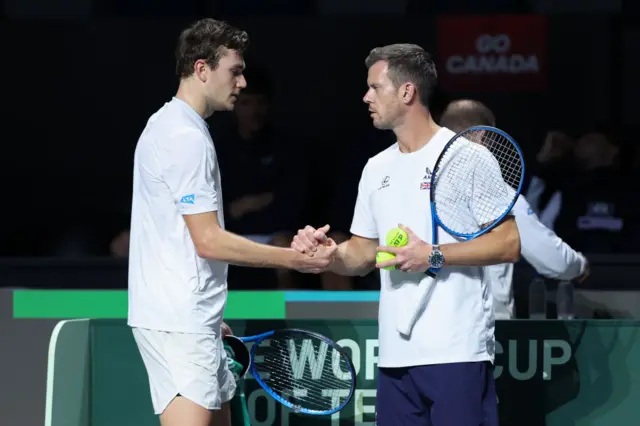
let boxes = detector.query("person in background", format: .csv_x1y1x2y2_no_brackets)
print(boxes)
211,65,308,289
439,99,589,319
552,130,629,253
525,130,576,229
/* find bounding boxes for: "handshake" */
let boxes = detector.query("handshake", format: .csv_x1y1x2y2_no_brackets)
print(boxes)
289,224,337,274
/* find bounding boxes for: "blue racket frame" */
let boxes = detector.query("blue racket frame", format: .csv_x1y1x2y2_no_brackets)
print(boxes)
237,328,357,416
427,125,525,275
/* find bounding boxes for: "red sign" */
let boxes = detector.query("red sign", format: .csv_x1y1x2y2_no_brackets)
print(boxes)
437,15,548,92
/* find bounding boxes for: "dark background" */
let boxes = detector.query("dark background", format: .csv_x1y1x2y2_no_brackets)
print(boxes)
0,0,637,299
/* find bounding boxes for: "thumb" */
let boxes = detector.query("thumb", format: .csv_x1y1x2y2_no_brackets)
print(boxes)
398,224,417,238
314,225,331,241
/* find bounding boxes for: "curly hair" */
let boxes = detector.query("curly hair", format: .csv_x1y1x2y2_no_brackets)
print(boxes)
175,18,249,79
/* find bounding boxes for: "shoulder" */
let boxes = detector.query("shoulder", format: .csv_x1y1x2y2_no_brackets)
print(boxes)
513,195,538,218
366,143,399,169
151,125,209,170
356,143,399,186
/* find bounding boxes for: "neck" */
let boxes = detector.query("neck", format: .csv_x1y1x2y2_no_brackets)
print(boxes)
393,110,440,153
175,79,213,119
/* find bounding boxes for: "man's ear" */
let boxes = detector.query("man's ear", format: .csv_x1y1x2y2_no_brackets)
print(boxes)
401,83,417,105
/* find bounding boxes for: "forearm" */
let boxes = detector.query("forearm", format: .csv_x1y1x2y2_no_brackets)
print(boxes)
522,237,586,280
441,219,521,267
329,239,375,277
196,227,298,269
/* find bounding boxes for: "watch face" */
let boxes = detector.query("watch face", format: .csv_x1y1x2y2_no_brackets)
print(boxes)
430,252,445,268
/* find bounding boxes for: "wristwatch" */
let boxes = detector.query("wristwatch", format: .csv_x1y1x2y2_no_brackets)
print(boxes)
428,245,445,270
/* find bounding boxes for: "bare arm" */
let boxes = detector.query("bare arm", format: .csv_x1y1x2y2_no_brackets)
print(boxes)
328,235,378,277
184,211,333,271
441,216,521,266
375,217,520,272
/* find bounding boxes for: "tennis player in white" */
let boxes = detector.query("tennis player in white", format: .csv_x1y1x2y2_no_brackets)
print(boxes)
291,44,520,426
440,99,590,319
127,18,337,426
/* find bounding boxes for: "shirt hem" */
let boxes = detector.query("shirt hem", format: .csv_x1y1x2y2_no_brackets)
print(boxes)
179,204,219,215
127,320,218,335
378,353,494,368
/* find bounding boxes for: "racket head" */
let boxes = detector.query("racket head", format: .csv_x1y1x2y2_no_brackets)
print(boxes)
430,125,525,239
223,335,251,378
247,328,356,416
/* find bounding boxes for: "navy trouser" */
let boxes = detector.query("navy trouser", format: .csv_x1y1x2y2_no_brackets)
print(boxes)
376,361,499,426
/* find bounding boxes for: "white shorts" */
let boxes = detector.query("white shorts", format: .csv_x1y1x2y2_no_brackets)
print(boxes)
132,327,237,415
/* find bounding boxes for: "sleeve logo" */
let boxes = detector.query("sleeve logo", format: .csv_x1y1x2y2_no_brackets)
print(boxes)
180,194,196,204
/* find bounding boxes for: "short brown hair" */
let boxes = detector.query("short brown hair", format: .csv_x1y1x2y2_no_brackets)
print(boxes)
440,99,496,132
365,43,438,108
175,18,249,79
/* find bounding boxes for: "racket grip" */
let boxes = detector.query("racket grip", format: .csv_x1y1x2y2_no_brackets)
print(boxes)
396,275,437,337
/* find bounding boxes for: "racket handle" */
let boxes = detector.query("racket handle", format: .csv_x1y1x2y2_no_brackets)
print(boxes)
396,275,437,337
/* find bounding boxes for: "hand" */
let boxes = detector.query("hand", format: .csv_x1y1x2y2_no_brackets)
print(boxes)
221,321,233,337
291,224,331,256
576,254,590,283
375,224,432,272
293,237,338,273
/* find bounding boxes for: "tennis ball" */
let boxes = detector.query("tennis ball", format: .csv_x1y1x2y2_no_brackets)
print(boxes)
386,227,408,247
376,251,397,271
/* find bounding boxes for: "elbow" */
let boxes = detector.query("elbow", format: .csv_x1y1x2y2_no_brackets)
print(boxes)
502,220,521,264
193,230,224,261
194,240,216,260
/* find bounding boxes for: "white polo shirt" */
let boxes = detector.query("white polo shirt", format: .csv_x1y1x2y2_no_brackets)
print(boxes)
127,97,227,335
350,127,495,368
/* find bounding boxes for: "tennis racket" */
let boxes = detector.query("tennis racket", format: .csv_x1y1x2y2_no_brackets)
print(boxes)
397,125,525,335
224,328,356,416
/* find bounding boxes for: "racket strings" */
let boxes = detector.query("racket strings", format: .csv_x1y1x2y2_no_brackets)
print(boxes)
481,132,523,188
433,130,523,235
253,337,353,412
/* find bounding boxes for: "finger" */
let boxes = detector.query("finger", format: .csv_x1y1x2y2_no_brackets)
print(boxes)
317,224,331,234
303,226,321,247
291,241,305,253
297,229,318,252
376,257,401,269
377,245,399,255
313,230,329,243
398,224,418,239
398,263,412,272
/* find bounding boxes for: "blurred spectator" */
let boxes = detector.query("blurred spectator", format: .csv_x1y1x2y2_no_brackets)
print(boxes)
212,66,308,288
550,131,629,253
525,130,576,228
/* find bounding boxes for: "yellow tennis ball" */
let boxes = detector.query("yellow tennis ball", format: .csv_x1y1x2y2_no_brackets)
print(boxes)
386,228,408,247
376,251,397,271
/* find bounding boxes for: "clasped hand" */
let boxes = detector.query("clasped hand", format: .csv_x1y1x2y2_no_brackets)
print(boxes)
291,224,337,273
376,225,432,273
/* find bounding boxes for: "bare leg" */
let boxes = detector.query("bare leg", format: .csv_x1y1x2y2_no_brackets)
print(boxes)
160,396,231,426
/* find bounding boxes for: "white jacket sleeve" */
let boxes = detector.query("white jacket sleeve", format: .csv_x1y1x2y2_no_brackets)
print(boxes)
514,195,587,280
